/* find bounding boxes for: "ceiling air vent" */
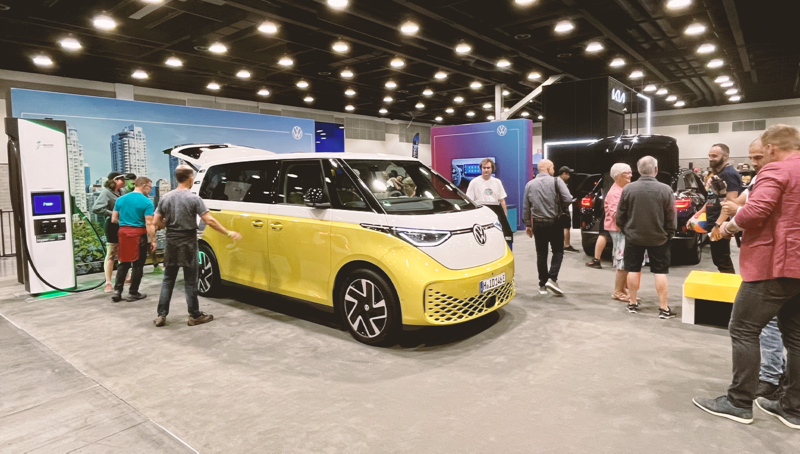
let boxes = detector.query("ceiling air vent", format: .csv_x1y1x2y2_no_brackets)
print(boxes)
688,123,720,134
732,120,767,132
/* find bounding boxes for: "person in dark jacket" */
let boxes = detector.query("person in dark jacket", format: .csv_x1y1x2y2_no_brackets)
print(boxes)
616,156,677,318
92,172,126,292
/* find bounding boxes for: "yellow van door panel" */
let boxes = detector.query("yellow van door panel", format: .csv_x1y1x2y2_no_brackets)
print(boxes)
205,211,235,282
225,212,269,289
267,213,331,305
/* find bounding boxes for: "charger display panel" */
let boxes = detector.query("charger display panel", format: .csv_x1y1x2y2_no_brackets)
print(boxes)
31,192,65,216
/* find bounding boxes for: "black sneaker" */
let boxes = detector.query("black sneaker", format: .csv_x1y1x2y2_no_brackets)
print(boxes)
111,292,122,303
126,292,147,302
545,279,564,296
756,380,781,400
626,303,638,313
538,287,548,295
564,245,579,253
693,396,753,424
585,258,602,269
756,397,800,429
659,307,677,319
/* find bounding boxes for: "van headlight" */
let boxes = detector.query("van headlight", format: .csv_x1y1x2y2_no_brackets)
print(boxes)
395,228,451,247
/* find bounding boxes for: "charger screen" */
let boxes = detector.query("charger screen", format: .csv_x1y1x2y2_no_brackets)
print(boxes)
32,192,65,216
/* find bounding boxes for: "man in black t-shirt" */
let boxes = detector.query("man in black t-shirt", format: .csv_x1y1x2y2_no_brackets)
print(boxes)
690,143,742,273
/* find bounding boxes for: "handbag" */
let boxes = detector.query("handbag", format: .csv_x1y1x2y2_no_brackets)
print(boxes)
554,177,571,229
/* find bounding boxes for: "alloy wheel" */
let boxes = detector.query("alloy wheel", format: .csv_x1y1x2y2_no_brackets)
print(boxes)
198,251,213,294
343,279,388,338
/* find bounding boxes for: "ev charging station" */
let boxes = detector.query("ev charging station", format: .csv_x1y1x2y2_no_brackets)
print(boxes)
6,118,77,294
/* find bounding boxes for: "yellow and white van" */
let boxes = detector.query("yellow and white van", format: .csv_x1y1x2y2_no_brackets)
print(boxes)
168,144,515,345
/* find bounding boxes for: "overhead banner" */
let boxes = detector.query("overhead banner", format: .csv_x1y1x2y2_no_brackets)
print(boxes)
412,132,420,159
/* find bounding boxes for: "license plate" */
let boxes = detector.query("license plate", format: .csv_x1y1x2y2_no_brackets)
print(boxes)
480,273,505,293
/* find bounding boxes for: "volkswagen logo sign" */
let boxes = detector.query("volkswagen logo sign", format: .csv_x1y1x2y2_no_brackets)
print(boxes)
292,126,303,140
472,224,487,245
496,125,507,136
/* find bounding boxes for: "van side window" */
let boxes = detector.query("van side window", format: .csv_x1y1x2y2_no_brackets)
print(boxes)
323,160,370,211
279,160,324,205
198,161,279,203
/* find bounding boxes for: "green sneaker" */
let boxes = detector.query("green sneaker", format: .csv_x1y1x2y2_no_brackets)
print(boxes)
152,265,164,274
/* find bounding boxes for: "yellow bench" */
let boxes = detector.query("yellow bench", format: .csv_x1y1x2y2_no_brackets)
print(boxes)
682,271,743,324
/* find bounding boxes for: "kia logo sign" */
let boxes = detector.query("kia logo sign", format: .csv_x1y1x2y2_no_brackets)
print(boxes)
611,88,626,104
473,224,486,246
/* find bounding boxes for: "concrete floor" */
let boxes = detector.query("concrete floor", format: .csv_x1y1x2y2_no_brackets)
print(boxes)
1,232,798,453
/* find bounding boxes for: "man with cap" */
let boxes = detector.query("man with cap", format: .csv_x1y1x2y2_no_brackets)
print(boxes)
92,172,126,292
558,166,579,253
122,173,137,194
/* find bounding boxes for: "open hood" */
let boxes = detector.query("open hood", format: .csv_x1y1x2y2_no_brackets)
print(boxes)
163,143,275,170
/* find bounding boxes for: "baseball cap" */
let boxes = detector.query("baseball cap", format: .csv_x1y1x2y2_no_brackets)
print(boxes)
558,166,574,175
124,173,137,180
107,172,124,180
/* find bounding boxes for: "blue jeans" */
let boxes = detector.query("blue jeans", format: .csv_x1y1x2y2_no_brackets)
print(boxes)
157,264,201,318
760,317,786,385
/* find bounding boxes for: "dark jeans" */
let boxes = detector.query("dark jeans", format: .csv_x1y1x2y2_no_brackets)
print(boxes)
157,264,201,318
727,278,800,417
532,219,564,287
710,237,736,274
114,234,147,295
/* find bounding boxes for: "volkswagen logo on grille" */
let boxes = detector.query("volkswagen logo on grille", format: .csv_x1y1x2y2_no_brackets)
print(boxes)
473,224,486,245
292,126,303,140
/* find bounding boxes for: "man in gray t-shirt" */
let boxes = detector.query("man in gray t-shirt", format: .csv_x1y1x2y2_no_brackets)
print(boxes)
152,166,241,327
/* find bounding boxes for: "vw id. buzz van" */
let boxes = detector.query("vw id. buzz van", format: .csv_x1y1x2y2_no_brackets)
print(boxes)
168,144,515,346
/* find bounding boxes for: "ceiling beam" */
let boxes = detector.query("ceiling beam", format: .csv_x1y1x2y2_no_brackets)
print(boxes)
721,0,757,85
501,75,564,120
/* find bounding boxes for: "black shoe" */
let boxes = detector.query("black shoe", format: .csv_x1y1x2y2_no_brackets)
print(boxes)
545,279,564,296
126,292,147,302
659,307,677,319
756,397,800,429
585,258,602,269
693,396,753,424
756,380,781,400
564,245,579,253
626,303,638,313
111,292,122,302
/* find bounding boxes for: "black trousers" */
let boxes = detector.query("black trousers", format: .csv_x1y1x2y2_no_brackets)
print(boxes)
114,234,147,295
710,237,736,274
727,278,800,417
532,220,564,287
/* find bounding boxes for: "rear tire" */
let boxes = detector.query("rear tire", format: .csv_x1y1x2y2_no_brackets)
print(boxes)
581,232,597,257
337,269,401,347
197,243,223,297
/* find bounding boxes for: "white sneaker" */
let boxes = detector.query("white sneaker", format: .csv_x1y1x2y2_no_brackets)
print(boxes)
545,279,564,296
538,287,548,295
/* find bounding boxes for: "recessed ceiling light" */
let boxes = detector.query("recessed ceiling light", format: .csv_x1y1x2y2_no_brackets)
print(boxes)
390,57,405,68
435,116,443,122
466,111,475,117
707,59,724,68
278,55,294,66
487,115,495,120
258,21,278,34
496,58,511,68
345,88,356,96
401,21,419,35
165,56,182,67
415,102,425,109
502,90,510,96
515,0,536,5
142,0,164,3
423,88,433,96
434,71,448,80
697,43,716,54
296,80,309,89
610,58,625,67
32,55,53,67
237,70,251,79
528,71,542,80
59,37,81,50
304,95,314,103
470,81,482,89
385,80,397,89
332,41,349,53
345,105,355,111
729,95,741,102
209,42,227,53
207,82,220,90
520,111,530,117
685,23,706,35
327,0,348,9
383,96,393,103
666,95,677,102
454,96,464,103
504,107,510,112
445,107,455,114
379,108,388,114
257,88,270,96
555,20,574,33
715,75,730,84
538,115,544,120
131,70,148,79
586,42,604,52
93,14,116,30
720,81,734,88
483,103,492,109
675,101,686,107
629,70,643,79
455,41,472,54
725,88,739,95
644,84,657,92
667,0,692,9
340,68,353,78
656,88,668,95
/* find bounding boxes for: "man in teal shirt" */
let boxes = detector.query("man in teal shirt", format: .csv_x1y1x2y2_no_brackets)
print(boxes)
111,177,156,302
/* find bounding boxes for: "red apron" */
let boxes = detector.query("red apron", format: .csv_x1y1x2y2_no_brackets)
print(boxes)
118,226,147,263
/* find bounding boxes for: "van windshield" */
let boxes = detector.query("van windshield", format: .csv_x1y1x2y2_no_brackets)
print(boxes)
342,159,477,215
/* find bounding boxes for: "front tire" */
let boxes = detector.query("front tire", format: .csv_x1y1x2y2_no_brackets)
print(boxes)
197,243,223,297
337,269,401,346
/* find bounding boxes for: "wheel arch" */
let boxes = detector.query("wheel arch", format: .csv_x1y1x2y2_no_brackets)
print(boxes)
331,260,401,320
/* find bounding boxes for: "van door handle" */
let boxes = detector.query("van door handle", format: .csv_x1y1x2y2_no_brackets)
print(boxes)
251,220,264,228
269,222,283,231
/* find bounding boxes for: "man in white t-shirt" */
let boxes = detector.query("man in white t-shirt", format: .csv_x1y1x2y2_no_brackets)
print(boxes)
466,158,508,215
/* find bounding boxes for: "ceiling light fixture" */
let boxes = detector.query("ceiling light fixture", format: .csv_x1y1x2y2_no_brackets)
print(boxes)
537,115,544,120
32,55,53,67
455,41,472,54
165,56,182,67
423,88,433,96
401,21,419,35
520,111,530,117
482,103,492,109
454,96,464,103
379,108,388,114
237,70,251,79
729,95,741,102
629,70,643,79
332,41,349,53
59,37,81,50
385,80,397,89
675,101,686,107
345,88,356,96
586,42,604,52
487,115,495,120
435,116,443,122
209,42,227,53
515,0,536,5
434,71,448,80
707,59,724,68
715,75,730,84
415,102,425,109
390,57,405,68
528,71,542,80
445,108,455,114
496,58,511,68
278,55,294,66
257,88,270,96
720,81,734,88
644,84,657,92
345,105,355,111
327,0,348,9
685,23,706,35
340,68,353,78
666,95,677,102
131,70,148,79
470,81,482,89
258,21,278,34
93,14,116,30
296,80,309,89
207,82,220,90
503,90,510,96
304,95,314,103
142,0,164,3
610,58,625,67
697,43,716,54
554,20,574,33
656,88,668,95
667,0,692,9
725,88,739,95
504,108,510,112
466,111,475,117
383,96,393,103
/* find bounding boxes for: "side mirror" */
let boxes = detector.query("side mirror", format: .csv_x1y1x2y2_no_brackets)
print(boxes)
304,188,331,208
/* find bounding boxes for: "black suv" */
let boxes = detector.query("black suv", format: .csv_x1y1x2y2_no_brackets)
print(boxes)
550,135,707,265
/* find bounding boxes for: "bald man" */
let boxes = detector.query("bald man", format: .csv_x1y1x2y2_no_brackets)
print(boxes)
523,159,573,296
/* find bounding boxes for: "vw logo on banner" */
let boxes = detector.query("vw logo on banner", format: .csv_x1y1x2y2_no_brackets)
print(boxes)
496,125,507,136
473,224,487,245
292,126,303,140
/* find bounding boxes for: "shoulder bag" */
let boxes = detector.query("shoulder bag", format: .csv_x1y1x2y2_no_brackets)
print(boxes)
554,177,571,229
